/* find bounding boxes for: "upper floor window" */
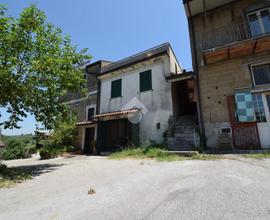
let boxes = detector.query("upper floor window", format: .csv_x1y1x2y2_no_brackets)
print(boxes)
252,63,270,86
87,107,95,121
140,70,152,92
111,79,122,98
248,8,270,37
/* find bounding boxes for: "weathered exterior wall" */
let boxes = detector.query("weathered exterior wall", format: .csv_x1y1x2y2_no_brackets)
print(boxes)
99,56,174,144
69,94,97,122
189,0,270,148
65,62,103,150
192,0,259,64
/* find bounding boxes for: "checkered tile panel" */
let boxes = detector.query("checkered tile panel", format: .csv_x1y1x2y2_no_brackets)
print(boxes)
235,92,255,122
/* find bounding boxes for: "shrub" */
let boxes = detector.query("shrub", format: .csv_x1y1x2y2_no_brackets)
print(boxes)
1,140,27,160
39,145,66,160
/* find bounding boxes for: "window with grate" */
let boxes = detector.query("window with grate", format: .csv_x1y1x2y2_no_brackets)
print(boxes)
252,64,270,86
252,94,267,122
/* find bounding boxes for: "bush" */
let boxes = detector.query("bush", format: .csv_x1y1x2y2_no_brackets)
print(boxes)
40,115,77,158
39,145,66,160
1,140,28,160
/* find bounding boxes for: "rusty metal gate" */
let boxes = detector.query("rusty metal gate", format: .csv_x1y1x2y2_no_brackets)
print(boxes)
227,96,261,149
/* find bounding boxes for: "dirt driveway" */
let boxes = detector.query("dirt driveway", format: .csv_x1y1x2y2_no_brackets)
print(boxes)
1,156,270,220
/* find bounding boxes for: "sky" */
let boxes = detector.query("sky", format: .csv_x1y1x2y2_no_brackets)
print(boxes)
0,0,192,135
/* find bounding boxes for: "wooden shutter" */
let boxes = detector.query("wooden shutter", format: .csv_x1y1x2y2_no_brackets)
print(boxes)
140,70,152,92
111,79,122,98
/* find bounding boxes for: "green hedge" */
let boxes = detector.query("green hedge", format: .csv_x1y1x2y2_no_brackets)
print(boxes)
0,140,36,160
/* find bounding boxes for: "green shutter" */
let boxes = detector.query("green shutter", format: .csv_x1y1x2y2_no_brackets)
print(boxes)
111,79,122,98
140,70,152,92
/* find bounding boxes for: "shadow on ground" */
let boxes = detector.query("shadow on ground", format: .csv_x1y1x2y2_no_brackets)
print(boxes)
0,163,65,188
16,163,65,177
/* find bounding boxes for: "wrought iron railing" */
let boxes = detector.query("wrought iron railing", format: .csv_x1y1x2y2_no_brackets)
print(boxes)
200,22,251,51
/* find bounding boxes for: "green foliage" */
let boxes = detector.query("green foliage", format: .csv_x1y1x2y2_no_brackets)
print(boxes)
0,135,36,160
109,144,223,161
243,153,270,159
1,139,26,160
39,145,66,160
39,115,77,159
0,4,91,129
48,116,77,147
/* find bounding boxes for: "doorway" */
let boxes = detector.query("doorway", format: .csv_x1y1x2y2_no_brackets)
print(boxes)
171,79,197,118
257,94,270,148
84,127,95,154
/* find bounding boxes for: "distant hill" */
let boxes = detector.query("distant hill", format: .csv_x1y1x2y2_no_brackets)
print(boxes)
2,134,35,145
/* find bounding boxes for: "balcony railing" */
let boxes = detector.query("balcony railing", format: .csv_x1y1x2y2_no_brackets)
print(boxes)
200,22,251,51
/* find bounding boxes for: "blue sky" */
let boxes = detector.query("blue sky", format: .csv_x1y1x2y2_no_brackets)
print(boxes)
1,0,191,135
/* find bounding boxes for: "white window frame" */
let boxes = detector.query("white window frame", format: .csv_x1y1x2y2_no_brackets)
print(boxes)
247,7,270,37
85,105,96,121
263,93,270,123
250,62,270,86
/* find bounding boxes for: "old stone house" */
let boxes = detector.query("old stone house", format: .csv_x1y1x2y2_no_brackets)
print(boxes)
65,60,111,153
183,0,270,149
68,43,199,154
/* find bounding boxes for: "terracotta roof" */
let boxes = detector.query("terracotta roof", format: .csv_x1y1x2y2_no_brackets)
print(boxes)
76,121,97,126
94,108,139,119
76,109,139,126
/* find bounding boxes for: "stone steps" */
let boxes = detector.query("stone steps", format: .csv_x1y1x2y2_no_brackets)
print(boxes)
168,116,200,151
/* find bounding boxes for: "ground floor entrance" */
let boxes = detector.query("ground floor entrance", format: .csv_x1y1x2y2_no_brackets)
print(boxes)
171,78,197,119
97,118,135,153
227,92,270,149
257,93,270,148
83,127,95,154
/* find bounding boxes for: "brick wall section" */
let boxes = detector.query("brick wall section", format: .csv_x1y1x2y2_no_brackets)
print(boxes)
200,58,252,123
189,0,270,147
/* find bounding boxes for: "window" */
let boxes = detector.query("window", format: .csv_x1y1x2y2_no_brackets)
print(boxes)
140,70,152,92
252,64,270,86
111,79,122,98
87,108,95,121
248,8,270,37
252,94,267,122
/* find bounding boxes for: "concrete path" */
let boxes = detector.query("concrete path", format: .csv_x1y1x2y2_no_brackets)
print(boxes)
1,156,270,220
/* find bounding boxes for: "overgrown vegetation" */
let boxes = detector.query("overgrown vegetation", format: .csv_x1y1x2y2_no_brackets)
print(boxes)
0,134,36,160
0,164,32,188
242,153,270,160
109,145,223,162
39,116,77,160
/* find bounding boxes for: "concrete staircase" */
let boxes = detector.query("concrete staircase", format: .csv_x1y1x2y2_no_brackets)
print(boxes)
168,116,200,151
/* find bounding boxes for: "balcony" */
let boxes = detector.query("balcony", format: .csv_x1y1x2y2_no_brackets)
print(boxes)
201,22,251,51
200,21,270,65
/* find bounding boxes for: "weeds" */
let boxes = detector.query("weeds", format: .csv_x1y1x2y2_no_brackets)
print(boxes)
109,147,223,162
0,164,32,188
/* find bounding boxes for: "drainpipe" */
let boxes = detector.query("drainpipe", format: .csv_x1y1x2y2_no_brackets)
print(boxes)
187,1,207,149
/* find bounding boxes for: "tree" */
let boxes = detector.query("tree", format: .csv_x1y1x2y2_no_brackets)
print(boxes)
0,4,91,129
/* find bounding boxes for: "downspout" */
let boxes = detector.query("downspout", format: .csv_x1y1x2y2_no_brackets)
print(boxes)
186,1,207,149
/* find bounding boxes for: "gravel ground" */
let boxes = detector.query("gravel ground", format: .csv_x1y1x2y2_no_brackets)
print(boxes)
1,155,270,220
